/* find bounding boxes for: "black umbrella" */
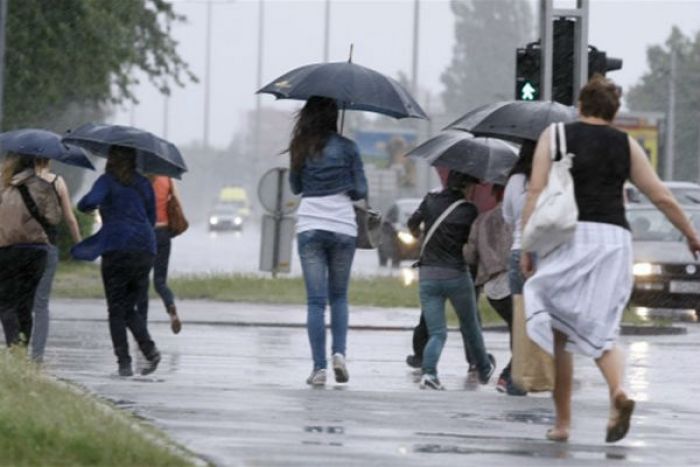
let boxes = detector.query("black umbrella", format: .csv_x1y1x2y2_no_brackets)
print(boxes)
257,61,428,120
62,123,187,178
0,129,94,169
445,100,576,143
407,131,518,185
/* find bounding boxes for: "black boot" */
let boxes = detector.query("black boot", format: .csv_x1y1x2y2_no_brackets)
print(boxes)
141,350,161,375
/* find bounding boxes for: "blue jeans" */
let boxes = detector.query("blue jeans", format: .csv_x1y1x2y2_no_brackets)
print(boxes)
31,245,59,361
298,230,356,370
419,273,491,377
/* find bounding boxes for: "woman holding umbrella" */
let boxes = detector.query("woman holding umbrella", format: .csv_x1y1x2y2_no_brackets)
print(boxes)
288,96,368,386
73,146,161,377
0,154,62,348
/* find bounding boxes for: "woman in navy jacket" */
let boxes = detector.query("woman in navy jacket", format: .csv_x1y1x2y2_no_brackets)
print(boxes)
73,146,161,377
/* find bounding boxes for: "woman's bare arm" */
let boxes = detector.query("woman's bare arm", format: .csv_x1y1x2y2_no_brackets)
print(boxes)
56,177,82,243
629,136,700,256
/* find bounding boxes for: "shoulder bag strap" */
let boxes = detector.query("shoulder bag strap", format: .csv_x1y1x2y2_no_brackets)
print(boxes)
17,183,56,241
419,199,467,258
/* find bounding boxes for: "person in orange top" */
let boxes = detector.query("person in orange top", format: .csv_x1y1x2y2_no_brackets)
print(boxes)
138,175,182,334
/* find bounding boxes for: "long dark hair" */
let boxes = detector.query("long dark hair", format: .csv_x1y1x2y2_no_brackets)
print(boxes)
289,96,339,171
106,145,137,185
508,140,536,180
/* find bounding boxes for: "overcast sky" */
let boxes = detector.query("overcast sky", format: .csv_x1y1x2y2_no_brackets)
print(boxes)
112,0,700,149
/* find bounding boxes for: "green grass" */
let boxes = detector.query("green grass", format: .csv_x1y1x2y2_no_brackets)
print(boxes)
53,261,665,326
0,350,193,466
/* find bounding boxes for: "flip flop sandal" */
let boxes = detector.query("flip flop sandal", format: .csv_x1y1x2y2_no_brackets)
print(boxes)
606,394,636,443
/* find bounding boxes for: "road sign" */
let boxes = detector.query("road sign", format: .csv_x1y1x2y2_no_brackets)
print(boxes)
257,167,300,215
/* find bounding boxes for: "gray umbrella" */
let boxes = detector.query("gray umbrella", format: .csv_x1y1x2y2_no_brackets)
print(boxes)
445,100,576,143
407,131,518,185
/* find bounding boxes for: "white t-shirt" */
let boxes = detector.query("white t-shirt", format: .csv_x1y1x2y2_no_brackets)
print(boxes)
503,174,527,251
296,193,357,237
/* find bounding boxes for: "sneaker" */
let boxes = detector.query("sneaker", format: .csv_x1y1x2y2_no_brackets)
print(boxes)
332,353,349,383
306,368,327,386
420,373,445,390
141,351,161,376
478,353,496,385
496,376,508,393
506,379,527,396
406,354,422,369
167,304,182,335
118,364,134,377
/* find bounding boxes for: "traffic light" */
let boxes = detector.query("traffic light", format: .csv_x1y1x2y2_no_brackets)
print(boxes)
515,44,540,101
588,46,623,77
552,19,575,105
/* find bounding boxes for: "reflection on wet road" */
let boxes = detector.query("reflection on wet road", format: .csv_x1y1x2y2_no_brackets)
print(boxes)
45,306,700,466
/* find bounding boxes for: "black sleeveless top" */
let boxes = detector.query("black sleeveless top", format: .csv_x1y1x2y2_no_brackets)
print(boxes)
565,122,630,230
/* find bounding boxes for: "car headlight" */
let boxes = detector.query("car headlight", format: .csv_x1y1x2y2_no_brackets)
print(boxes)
234,216,243,225
209,216,219,225
397,231,416,245
633,263,662,276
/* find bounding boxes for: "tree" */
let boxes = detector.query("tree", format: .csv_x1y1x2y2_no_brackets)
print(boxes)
627,27,700,181
441,0,534,119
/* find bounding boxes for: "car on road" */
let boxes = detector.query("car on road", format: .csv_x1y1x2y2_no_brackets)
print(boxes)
377,198,422,267
628,204,700,319
208,204,245,232
626,181,700,205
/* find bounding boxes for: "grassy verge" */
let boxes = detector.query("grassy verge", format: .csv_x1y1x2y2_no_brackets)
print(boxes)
53,261,664,326
0,350,192,466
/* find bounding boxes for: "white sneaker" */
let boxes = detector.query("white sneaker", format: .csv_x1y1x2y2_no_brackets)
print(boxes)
306,369,327,386
420,374,445,390
332,353,349,383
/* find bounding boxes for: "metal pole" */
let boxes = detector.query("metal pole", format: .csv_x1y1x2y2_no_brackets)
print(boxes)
411,0,420,96
572,0,589,103
539,0,553,102
665,49,676,181
203,0,212,147
323,0,330,62
0,0,8,131
163,90,170,140
255,0,265,158
271,168,284,278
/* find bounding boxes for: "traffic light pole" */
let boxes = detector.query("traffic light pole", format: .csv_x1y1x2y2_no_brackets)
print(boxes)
539,0,589,103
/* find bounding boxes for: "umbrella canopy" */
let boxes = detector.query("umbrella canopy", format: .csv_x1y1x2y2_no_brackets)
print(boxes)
257,61,428,120
408,131,518,185
0,129,94,170
62,123,187,178
445,100,576,143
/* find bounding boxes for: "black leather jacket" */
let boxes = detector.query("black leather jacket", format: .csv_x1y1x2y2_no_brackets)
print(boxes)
407,190,478,272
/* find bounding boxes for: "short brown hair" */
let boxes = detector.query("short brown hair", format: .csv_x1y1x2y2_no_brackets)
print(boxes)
578,74,621,122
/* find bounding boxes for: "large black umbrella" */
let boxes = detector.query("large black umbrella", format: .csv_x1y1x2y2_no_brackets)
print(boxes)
445,100,576,143
62,123,186,178
407,131,518,185
0,129,94,169
257,61,428,120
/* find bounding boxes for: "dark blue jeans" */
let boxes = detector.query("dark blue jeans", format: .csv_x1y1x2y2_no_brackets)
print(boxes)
298,230,356,370
419,273,491,377
137,227,175,320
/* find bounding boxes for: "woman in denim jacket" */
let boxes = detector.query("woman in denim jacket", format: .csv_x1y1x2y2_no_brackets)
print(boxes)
288,96,368,386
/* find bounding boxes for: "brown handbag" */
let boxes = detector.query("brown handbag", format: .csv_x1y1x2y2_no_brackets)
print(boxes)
167,179,189,237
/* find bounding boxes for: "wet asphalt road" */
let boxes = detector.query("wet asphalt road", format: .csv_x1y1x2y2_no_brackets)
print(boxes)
46,300,700,466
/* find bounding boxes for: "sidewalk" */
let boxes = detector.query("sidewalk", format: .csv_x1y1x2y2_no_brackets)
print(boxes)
46,299,700,466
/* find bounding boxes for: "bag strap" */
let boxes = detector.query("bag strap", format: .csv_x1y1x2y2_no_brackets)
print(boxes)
419,199,467,258
17,183,55,240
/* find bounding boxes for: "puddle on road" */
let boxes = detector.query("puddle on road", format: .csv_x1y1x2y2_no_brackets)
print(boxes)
414,442,629,461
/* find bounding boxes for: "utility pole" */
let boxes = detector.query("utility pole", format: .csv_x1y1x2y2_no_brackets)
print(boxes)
323,0,330,62
255,0,265,159
163,89,170,140
203,0,213,147
665,49,676,181
411,0,420,96
0,0,8,131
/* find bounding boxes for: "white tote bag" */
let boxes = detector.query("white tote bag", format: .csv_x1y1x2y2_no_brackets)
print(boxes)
521,122,578,257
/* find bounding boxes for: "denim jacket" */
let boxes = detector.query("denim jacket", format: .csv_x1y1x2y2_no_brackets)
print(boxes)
289,133,368,200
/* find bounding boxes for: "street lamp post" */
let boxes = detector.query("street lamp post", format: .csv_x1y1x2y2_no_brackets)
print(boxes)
0,0,8,131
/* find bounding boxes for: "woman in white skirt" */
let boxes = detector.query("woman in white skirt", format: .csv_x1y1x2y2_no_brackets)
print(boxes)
520,75,700,443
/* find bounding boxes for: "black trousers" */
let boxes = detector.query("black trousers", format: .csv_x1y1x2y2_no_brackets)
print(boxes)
487,295,513,378
101,251,157,365
0,247,47,347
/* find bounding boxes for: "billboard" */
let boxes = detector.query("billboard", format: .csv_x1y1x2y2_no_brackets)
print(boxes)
614,113,661,171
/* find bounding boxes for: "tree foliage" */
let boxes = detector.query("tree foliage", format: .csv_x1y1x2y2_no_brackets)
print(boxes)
627,27,700,180
4,0,196,132
441,0,534,119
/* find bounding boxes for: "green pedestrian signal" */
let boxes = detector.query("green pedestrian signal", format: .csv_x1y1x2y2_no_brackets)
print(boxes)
520,81,537,100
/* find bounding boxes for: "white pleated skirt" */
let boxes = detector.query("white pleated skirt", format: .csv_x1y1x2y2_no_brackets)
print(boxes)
523,222,633,358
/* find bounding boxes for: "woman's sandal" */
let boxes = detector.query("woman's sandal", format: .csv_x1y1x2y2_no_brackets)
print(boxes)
546,427,569,442
167,305,182,335
606,392,635,443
